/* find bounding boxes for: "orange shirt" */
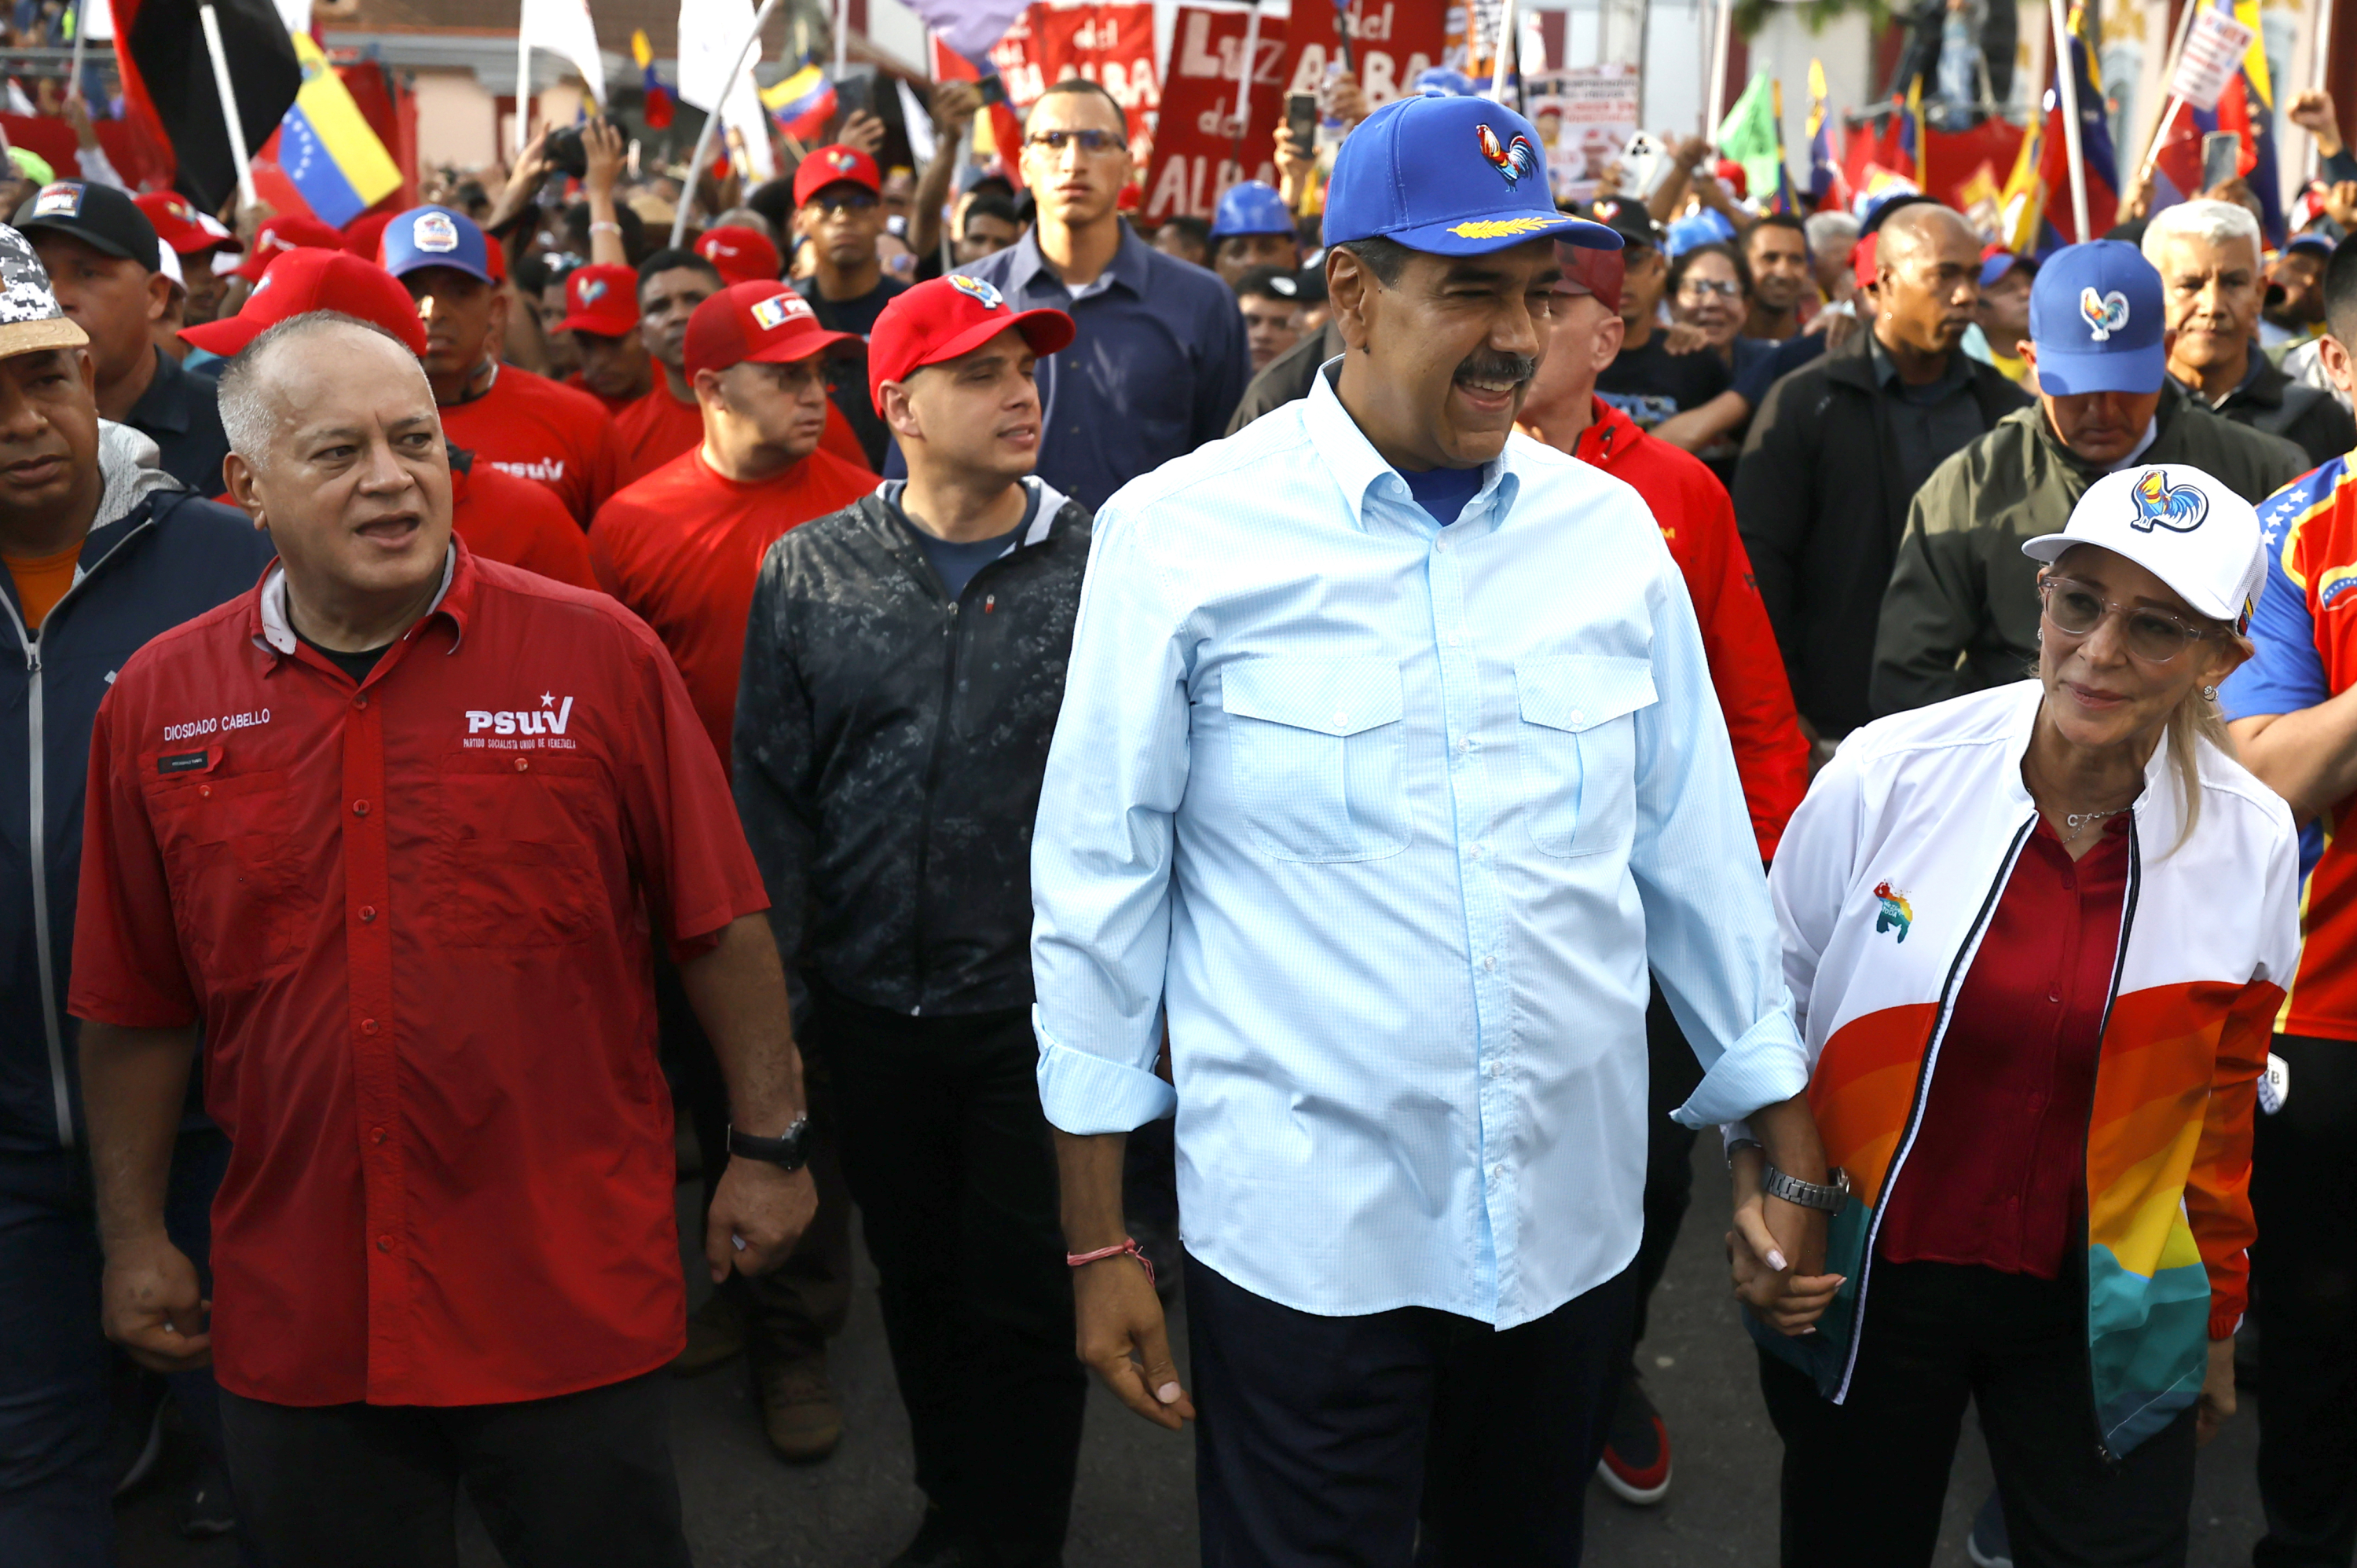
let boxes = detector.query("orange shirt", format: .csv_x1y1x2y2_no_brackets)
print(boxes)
605,382,871,494
438,366,614,526
451,454,599,591
589,445,878,768
5,540,80,630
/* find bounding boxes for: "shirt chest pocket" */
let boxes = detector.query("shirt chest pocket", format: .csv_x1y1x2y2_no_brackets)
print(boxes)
142,765,301,984
1515,656,1658,859
427,754,614,950
1222,658,1409,863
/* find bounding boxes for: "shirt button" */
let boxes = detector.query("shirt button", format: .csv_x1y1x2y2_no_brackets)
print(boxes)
198,784,211,798
1569,710,1585,725
354,693,368,709
352,799,370,816
1470,843,1484,860
1447,631,1462,647
1435,537,1450,552
361,1018,379,1035
376,1235,393,1252
514,757,530,772
1483,954,1498,972
1332,709,1348,726
359,906,376,922
1486,1059,1503,1078
370,1127,387,1145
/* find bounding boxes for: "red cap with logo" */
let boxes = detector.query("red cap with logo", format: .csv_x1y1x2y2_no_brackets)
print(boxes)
180,248,431,359
793,145,882,208
684,280,861,379
235,214,345,280
695,225,783,287
554,262,640,336
866,273,1075,415
134,192,237,258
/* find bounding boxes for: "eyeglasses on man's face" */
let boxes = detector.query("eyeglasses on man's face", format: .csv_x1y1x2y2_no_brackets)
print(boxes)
1677,277,1743,299
806,190,880,217
1023,128,1124,156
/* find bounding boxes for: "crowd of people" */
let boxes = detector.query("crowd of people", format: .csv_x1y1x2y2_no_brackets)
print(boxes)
3,50,2357,1568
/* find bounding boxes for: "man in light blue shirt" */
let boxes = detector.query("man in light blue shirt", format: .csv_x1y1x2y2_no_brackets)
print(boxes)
1032,93,1838,1565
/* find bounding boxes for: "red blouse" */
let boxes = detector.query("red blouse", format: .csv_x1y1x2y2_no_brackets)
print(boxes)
1875,815,2132,1279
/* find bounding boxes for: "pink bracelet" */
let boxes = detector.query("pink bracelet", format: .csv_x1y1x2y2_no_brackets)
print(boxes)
1066,1236,1156,1288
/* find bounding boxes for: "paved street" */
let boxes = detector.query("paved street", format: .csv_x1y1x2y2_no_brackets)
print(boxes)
122,1134,2270,1566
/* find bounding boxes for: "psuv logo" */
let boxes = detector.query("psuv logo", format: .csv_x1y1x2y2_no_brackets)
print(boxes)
467,694,574,737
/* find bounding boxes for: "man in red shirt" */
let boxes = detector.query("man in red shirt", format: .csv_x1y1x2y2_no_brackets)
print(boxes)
591,280,875,1460
555,262,653,413
70,312,816,1563
183,247,597,592
382,205,614,525
1516,236,1813,1510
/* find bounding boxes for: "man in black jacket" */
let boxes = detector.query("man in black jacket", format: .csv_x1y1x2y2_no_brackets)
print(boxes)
1733,201,2031,744
733,274,1088,1568
0,222,270,1563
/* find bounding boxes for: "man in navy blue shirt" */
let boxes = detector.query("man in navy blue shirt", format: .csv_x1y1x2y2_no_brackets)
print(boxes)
889,79,1248,512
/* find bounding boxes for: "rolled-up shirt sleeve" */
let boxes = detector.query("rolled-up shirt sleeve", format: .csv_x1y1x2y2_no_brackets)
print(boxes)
1624,555,1813,1130
1030,500,1190,1134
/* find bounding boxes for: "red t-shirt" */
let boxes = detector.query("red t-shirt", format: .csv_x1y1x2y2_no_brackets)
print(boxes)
437,365,614,526
564,372,641,416
450,452,598,591
590,445,878,769
1573,397,1809,859
605,382,872,494
1875,816,2131,1280
68,540,768,1406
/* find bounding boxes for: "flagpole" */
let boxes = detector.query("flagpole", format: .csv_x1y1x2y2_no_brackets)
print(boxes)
1704,0,1732,139
198,2,258,209
67,0,87,102
1227,0,1260,154
672,0,786,247
515,29,533,155
2047,0,2090,240
1490,0,1517,99
832,0,847,79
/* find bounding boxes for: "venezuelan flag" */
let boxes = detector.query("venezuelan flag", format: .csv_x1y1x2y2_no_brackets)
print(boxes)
761,60,837,142
271,33,401,228
1805,59,1849,211
2032,0,2118,247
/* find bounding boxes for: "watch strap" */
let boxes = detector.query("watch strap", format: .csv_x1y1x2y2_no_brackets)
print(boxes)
726,1117,810,1172
1761,1163,1850,1213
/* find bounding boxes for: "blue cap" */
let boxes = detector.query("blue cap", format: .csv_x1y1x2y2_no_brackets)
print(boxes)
1978,250,2033,290
2028,240,2165,397
380,205,494,284
1664,209,1736,257
1324,93,1618,258
1210,181,1296,240
2285,232,2334,258
1413,67,1477,97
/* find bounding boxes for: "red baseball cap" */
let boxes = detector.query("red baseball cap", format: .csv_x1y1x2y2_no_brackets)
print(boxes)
793,145,882,208
1552,240,1625,313
695,225,783,286
553,262,640,336
134,191,236,258
180,248,430,358
683,280,860,379
236,214,344,280
866,273,1075,415
1711,159,1750,200
342,210,395,261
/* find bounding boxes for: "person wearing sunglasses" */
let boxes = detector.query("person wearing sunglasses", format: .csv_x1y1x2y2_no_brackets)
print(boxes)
1754,460,2295,1566
1873,240,2308,721
790,143,905,471
881,78,1246,514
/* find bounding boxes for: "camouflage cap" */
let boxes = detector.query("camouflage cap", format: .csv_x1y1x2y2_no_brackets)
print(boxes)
0,224,88,357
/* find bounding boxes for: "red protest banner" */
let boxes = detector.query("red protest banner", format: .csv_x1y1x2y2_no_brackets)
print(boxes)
933,3,1160,190
1282,0,1446,109
1144,5,1291,222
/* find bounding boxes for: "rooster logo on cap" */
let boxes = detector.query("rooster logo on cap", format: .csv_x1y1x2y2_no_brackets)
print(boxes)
2128,469,2209,534
2080,286,2130,342
1475,123,1538,188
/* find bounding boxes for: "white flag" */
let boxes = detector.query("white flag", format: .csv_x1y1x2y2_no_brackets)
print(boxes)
903,0,1028,62
521,0,607,104
676,0,761,114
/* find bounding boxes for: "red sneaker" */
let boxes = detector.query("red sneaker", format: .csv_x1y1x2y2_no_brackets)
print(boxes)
1596,1369,1672,1505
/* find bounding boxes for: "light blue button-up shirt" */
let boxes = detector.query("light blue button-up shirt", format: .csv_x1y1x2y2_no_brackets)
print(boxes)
1030,368,1809,1328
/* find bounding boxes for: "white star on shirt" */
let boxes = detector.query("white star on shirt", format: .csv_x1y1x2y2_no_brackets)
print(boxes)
540,691,555,708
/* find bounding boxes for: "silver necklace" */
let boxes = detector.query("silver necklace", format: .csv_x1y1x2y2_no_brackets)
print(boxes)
2062,805,2132,842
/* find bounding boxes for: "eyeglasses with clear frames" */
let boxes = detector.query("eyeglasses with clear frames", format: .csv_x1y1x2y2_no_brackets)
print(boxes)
1678,277,1743,299
1023,128,1124,156
2037,575,2214,664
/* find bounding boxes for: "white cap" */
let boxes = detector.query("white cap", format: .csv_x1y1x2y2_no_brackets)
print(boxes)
2020,463,2265,628
154,237,184,291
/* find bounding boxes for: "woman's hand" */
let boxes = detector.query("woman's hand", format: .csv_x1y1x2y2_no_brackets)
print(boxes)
1728,1143,1845,1335
2196,1336,2237,1445
1660,321,1712,357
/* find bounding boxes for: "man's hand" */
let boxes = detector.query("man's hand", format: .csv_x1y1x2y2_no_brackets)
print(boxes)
103,1233,211,1373
839,108,887,158
2197,1336,2237,1445
1320,75,1369,131
1661,321,1712,357
704,1157,818,1282
583,119,625,200
2289,90,2345,159
2322,180,2357,233
1274,122,1315,211
62,92,100,152
1074,1254,1193,1431
2116,164,2157,225
1726,1148,1842,1335
930,79,981,136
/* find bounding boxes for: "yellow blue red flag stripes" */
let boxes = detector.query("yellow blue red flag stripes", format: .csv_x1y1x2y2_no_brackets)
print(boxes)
270,32,401,227
761,60,837,141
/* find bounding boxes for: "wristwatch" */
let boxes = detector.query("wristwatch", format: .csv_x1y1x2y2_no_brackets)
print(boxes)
1761,1163,1851,1213
726,1117,811,1173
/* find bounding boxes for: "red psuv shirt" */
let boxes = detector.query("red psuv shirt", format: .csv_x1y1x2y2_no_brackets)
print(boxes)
69,540,768,1407
605,381,874,494
438,365,615,526
1574,397,1809,859
450,449,598,591
589,445,877,769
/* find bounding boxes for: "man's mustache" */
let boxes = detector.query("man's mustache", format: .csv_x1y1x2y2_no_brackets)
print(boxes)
1453,349,1538,385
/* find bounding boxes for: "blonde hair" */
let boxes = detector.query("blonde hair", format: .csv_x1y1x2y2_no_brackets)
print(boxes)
2157,628,2249,854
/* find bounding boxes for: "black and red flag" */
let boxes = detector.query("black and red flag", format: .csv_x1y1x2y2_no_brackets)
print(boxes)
107,0,301,214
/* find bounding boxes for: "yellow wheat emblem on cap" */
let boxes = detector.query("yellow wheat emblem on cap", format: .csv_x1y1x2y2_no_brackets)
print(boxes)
1446,215,1566,239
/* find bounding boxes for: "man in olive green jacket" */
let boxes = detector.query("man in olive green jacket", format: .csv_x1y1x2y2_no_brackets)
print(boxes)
1871,242,2309,717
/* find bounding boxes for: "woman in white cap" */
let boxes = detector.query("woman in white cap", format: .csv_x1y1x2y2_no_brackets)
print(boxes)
1735,463,2299,1565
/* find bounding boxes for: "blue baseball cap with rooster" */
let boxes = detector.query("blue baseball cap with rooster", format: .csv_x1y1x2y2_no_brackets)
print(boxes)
2027,240,2166,397
1322,92,1619,258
